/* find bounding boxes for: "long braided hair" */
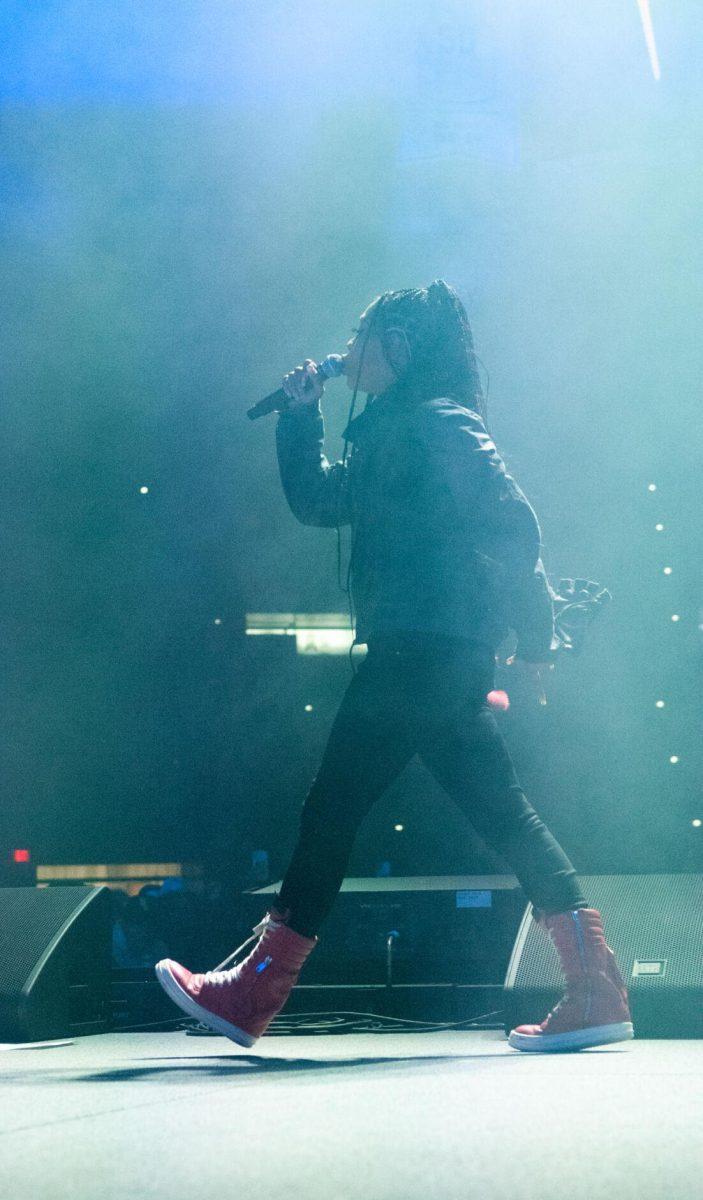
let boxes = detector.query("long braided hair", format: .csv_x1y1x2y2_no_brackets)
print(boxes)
366,278,487,424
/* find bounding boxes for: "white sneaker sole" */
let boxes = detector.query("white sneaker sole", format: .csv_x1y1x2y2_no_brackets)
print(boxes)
154,960,257,1048
508,1021,634,1052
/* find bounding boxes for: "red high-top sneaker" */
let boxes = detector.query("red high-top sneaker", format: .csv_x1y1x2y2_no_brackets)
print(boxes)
155,907,318,1047
509,907,634,1052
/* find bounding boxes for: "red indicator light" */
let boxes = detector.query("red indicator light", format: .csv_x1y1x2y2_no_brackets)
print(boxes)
13,849,30,863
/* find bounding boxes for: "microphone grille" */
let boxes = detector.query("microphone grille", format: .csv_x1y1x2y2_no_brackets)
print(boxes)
318,354,345,379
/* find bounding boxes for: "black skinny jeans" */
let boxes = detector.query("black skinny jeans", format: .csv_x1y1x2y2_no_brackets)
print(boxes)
276,634,587,938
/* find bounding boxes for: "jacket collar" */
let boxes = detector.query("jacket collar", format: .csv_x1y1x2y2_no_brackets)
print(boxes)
341,382,413,443
342,403,376,443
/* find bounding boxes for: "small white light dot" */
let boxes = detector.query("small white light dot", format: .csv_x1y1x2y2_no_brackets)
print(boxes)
655,523,664,531
655,700,665,708
669,755,679,764
304,704,313,712
140,486,149,494
394,824,404,832
692,819,702,828
648,483,657,492
671,614,680,622
663,567,672,575
213,618,222,625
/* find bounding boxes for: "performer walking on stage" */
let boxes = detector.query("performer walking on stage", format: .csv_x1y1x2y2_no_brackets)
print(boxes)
156,280,633,1053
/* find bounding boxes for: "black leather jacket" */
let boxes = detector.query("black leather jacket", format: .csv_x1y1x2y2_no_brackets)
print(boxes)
276,386,559,662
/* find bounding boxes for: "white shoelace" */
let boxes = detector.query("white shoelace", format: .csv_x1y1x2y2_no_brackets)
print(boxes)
202,913,280,981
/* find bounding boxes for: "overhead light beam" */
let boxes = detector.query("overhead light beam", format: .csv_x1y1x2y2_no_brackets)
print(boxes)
637,0,661,80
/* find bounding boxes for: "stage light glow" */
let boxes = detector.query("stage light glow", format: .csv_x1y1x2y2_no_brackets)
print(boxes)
13,849,30,863
669,756,679,764
693,820,702,828
213,618,222,625
140,486,149,494
655,524,664,531
245,613,353,654
394,824,404,832
36,861,199,894
296,629,353,654
647,484,657,492
637,0,661,81
671,615,680,622
655,700,665,708
304,704,313,712
663,567,672,575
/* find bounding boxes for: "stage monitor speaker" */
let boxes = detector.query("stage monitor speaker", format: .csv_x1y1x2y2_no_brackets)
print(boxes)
0,885,112,1043
247,875,526,985
503,874,703,1038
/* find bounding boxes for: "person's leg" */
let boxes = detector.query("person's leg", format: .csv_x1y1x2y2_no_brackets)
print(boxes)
416,656,587,918
154,644,421,1047
392,644,631,1050
274,646,420,937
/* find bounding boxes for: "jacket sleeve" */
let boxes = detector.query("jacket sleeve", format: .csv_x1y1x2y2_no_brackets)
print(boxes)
275,401,353,528
503,546,561,663
416,402,559,662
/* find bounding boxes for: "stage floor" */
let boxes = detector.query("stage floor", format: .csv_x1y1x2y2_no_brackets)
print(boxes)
1,1029,700,1199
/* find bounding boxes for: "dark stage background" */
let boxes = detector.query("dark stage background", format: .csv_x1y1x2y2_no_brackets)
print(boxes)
1,1,702,887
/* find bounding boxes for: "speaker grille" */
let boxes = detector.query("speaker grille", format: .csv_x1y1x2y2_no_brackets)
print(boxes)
503,874,703,1036
0,885,112,1041
0,886,109,995
511,875,703,991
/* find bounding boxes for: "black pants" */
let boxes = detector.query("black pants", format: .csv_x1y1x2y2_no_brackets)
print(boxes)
276,633,587,938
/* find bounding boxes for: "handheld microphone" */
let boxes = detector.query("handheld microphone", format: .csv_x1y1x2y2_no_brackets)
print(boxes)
246,354,346,421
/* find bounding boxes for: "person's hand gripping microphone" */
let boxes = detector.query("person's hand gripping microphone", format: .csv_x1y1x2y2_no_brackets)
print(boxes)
281,359,328,410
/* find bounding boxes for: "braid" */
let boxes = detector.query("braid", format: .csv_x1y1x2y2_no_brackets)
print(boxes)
370,280,487,424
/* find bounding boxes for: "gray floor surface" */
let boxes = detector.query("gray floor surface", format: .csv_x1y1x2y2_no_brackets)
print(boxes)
1,1029,701,1200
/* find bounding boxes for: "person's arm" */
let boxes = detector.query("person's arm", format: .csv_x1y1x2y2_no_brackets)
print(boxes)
275,395,353,529
415,401,558,662
503,547,560,664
